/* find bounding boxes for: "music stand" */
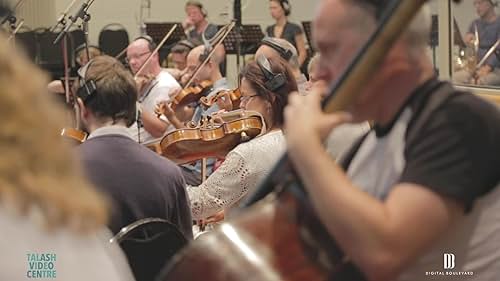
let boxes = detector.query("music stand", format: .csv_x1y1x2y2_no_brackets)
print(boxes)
145,22,186,62
218,24,264,55
302,21,314,52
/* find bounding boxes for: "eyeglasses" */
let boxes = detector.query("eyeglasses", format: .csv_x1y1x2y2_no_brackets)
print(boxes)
240,94,258,103
125,51,151,64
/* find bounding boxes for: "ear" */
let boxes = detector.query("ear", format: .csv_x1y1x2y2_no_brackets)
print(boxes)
77,98,90,121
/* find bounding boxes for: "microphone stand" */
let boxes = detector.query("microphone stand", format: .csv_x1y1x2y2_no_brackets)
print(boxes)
234,0,242,86
53,0,95,45
50,0,78,32
1,0,24,26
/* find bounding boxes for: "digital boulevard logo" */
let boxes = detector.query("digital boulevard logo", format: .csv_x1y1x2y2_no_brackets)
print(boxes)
26,253,57,279
425,253,474,277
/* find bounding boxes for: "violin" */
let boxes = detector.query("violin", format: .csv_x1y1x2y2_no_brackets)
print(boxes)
159,109,265,164
199,88,241,111
61,127,88,143
170,80,213,110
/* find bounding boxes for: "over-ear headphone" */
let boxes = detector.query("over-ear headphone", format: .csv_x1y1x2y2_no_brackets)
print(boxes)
135,35,157,51
186,1,208,18
280,0,291,16
256,54,286,92
76,60,98,103
177,39,196,50
76,59,137,127
260,37,293,61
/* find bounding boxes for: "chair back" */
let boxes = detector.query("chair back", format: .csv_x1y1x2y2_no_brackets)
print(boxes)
98,23,129,57
110,218,188,281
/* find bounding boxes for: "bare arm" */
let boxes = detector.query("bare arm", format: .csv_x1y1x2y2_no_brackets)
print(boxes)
141,109,168,138
284,92,465,281
295,33,308,67
288,137,464,281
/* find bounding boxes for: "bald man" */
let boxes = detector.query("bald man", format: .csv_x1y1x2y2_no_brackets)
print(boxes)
126,37,181,145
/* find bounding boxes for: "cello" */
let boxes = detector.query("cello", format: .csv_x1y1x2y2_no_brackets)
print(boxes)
158,1,442,281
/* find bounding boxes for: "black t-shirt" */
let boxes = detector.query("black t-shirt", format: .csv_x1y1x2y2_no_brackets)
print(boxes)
266,21,303,49
342,79,500,212
78,134,193,239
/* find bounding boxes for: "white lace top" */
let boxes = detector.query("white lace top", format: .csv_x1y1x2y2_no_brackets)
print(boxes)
187,130,285,219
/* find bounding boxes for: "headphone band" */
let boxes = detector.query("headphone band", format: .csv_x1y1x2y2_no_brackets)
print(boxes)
134,35,157,51
261,37,293,61
186,1,208,17
76,60,98,102
256,54,286,92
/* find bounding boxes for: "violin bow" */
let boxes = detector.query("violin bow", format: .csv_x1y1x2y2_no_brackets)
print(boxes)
183,21,235,88
241,0,445,207
134,24,178,79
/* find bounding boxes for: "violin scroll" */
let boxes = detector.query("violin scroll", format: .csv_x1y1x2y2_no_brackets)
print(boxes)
200,88,241,111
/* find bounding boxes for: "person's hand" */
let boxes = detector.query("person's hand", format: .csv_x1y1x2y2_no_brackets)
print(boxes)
210,109,228,124
477,64,492,78
215,91,234,112
284,89,352,150
182,17,194,31
464,33,475,45
206,210,225,224
155,101,175,119
134,75,154,94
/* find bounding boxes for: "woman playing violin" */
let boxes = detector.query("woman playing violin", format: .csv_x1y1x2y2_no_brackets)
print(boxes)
186,55,297,220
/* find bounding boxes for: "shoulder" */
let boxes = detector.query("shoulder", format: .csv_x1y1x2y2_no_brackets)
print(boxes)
403,86,500,211
232,130,286,158
413,87,500,140
266,25,274,35
286,22,303,34
205,24,219,38
157,70,181,88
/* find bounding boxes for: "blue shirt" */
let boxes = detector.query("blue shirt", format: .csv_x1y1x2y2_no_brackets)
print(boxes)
468,17,500,68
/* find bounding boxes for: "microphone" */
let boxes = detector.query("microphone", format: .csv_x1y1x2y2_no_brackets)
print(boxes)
1,0,24,25
50,0,78,32
53,0,94,45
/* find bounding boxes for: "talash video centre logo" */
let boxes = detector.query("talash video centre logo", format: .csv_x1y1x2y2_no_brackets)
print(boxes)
26,253,57,279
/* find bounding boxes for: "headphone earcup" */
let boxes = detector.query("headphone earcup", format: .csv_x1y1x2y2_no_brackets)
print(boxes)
281,0,291,16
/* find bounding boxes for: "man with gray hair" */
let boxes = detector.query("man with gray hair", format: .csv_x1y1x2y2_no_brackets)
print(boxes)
255,37,308,92
284,1,500,280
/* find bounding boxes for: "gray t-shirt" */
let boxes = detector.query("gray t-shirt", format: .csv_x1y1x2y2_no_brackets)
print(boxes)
342,79,500,280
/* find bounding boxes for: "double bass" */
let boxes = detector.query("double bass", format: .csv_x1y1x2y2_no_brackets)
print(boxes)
158,1,439,281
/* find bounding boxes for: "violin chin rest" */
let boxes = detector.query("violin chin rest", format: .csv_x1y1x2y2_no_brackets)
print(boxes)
240,131,249,141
